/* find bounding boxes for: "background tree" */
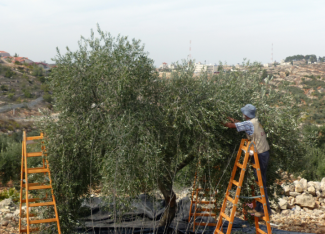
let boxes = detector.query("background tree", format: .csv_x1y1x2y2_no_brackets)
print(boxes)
39,26,305,232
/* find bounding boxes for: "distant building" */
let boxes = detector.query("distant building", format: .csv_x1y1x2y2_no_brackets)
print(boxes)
34,62,48,69
11,57,34,64
0,51,10,57
159,62,169,70
194,62,218,74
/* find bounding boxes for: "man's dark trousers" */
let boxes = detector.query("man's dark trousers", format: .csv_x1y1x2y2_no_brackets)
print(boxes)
250,151,271,214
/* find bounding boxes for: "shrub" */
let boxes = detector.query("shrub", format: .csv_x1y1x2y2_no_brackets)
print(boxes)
7,93,15,100
43,92,52,103
4,70,14,78
0,133,42,191
24,90,32,98
0,188,20,203
1,85,8,91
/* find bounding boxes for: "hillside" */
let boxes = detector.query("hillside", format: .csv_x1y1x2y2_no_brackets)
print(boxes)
0,59,52,133
262,61,325,124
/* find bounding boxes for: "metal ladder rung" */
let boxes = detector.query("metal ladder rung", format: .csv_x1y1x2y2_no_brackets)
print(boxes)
27,168,49,174
29,201,55,207
28,185,52,190
236,162,244,169
27,152,43,157
232,180,239,186
20,227,40,232
226,195,235,204
220,212,230,221
30,218,57,224
22,183,40,188
26,136,43,140
21,198,46,203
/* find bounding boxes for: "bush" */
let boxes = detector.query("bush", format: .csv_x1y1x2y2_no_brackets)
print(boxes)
0,85,8,91
0,188,20,203
43,92,52,103
24,90,32,98
7,93,15,100
0,133,41,185
4,70,14,78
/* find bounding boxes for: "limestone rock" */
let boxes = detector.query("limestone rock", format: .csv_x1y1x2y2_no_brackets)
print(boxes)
289,184,295,192
295,193,316,209
290,192,300,197
283,185,290,196
300,178,308,191
13,209,20,217
1,221,8,226
0,199,13,208
314,182,321,191
281,209,290,215
321,178,325,191
307,186,316,196
295,182,304,193
278,198,288,210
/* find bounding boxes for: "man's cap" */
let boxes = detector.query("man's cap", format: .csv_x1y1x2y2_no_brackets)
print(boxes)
241,104,256,119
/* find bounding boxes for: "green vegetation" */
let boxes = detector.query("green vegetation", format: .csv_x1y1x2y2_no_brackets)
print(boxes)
39,26,304,232
284,54,322,63
0,188,20,203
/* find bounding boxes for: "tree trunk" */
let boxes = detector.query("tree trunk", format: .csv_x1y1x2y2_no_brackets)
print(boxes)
158,175,177,228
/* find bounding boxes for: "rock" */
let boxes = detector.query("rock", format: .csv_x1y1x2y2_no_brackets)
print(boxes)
295,205,301,211
289,184,295,192
281,209,290,215
1,221,8,226
295,182,304,193
295,193,316,209
13,209,20,217
290,192,301,197
283,185,291,195
314,182,321,191
0,208,10,213
4,213,13,220
278,198,288,210
317,190,321,198
300,178,308,190
307,186,316,196
321,178,325,191
0,199,13,208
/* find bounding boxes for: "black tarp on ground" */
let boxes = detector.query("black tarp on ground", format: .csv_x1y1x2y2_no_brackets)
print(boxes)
77,195,311,234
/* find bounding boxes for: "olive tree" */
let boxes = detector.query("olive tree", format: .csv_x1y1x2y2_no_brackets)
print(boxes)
39,25,304,232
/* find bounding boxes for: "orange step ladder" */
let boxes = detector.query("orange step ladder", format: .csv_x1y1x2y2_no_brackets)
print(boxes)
213,139,272,234
188,167,219,231
19,131,61,233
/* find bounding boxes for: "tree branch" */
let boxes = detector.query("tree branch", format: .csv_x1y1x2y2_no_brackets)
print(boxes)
176,153,196,173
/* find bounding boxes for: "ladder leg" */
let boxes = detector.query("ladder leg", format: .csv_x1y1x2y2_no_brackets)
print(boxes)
193,189,199,231
252,151,272,233
23,132,31,233
46,160,61,234
19,135,25,232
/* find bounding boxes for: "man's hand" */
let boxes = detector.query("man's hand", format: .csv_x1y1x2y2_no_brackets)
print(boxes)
223,122,236,128
227,117,240,123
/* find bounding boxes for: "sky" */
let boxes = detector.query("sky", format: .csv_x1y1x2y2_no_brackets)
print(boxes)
0,0,324,66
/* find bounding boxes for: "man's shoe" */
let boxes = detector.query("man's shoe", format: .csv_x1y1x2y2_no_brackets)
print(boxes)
254,212,265,218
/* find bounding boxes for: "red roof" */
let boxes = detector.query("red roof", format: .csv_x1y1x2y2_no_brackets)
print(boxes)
0,51,9,53
12,57,29,62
